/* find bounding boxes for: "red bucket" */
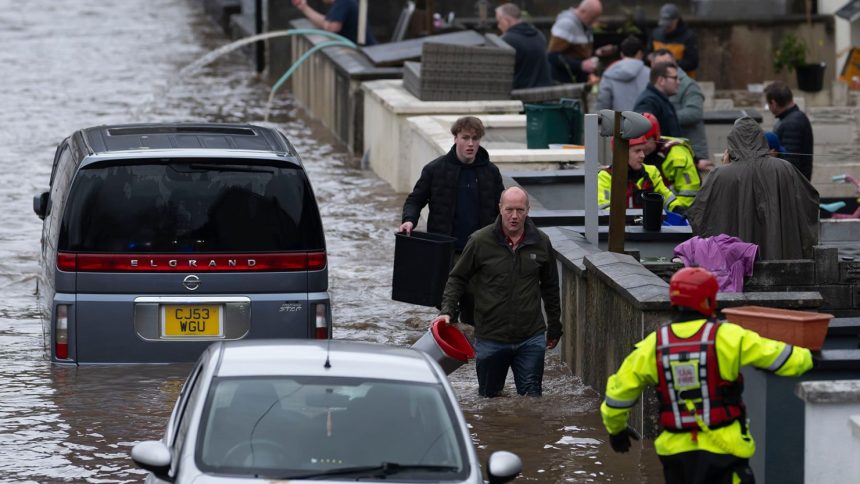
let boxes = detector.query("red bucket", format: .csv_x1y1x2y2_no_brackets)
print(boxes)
412,320,475,375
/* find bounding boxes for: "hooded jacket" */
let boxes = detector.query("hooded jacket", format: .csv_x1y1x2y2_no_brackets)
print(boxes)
687,117,819,260
440,216,562,344
645,19,699,75
502,22,553,89
595,58,651,111
401,145,504,250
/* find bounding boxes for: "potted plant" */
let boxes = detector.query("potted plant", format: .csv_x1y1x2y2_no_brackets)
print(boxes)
773,33,826,92
773,0,827,92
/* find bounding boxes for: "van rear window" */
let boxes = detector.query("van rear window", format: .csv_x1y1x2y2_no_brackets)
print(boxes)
59,160,324,253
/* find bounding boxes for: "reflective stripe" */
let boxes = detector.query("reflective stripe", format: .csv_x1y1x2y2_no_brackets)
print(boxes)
669,351,702,361
659,341,714,350
767,344,793,372
700,323,715,426
661,326,683,428
676,190,698,197
598,203,610,210
604,395,638,409
664,193,677,208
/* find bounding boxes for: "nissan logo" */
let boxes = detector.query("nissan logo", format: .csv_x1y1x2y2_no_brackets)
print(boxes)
183,275,201,291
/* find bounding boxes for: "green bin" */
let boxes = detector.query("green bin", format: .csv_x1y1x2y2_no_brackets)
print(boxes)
525,98,584,149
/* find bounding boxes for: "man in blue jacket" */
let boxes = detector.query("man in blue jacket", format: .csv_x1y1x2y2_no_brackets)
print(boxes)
495,3,552,89
291,0,376,45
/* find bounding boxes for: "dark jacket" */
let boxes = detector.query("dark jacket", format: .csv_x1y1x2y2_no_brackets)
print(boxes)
774,105,814,180
401,146,504,246
501,22,553,89
645,19,698,74
687,117,819,260
634,84,682,137
440,217,562,343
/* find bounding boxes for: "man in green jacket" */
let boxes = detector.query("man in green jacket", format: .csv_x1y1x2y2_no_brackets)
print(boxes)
433,187,562,397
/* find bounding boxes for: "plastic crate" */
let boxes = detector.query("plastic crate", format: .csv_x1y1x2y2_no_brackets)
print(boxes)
721,306,833,350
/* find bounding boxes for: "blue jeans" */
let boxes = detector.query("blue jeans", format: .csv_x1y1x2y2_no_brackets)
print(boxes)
474,332,546,397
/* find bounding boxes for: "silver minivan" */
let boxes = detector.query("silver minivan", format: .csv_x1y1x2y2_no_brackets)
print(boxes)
33,123,331,364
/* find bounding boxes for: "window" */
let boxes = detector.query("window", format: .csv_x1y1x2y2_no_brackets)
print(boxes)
196,377,468,480
59,160,324,253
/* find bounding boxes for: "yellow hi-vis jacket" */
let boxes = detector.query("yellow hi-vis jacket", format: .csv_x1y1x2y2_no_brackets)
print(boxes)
654,137,701,209
600,318,812,457
597,163,683,212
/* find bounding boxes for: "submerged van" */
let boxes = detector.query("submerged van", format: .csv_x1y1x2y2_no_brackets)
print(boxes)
33,123,331,364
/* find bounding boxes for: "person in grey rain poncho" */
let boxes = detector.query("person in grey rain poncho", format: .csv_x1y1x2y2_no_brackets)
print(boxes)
687,117,819,260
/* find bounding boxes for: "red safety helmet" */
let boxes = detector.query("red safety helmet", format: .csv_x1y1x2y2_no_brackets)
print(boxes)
611,135,648,148
669,267,719,316
642,112,661,140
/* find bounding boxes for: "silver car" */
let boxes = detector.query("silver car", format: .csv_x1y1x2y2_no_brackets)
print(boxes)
131,340,522,483
33,124,330,364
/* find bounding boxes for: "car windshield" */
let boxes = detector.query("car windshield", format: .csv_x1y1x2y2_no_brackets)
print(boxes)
196,377,469,480
59,160,324,252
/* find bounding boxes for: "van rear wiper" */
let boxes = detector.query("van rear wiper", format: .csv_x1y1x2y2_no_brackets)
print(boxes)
269,462,458,480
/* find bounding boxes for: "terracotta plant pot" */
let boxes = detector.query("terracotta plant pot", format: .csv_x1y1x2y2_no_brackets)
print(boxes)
721,306,833,350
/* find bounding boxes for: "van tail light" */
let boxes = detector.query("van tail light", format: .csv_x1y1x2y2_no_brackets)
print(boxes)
55,304,69,360
314,303,330,339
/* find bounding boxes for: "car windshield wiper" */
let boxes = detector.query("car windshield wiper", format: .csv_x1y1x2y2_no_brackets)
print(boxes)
269,462,459,480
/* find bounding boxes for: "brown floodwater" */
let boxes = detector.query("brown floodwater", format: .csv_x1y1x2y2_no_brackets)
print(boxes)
0,0,662,481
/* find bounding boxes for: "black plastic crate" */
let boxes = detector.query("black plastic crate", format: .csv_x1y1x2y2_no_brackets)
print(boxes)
392,231,456,307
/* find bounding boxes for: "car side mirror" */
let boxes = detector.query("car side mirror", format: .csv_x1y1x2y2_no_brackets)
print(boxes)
487,450,522,483
33,192,50,220
131,440,173,482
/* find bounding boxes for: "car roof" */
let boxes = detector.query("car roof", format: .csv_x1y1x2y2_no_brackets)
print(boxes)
212,340,444,384
78,123,294,157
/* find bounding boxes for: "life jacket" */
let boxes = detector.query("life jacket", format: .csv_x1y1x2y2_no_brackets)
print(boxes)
625,167,656,208
655,320,745,432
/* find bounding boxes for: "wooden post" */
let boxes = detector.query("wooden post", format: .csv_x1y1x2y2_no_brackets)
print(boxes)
608,111,628,254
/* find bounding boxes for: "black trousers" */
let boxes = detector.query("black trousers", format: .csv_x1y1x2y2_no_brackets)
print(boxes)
659,451,754,484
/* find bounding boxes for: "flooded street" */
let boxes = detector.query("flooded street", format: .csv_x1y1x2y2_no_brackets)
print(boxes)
0,1,661,481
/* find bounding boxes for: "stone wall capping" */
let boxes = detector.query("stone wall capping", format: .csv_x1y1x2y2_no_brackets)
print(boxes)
851,415,860,440
717,291,823,308
796,380,860,404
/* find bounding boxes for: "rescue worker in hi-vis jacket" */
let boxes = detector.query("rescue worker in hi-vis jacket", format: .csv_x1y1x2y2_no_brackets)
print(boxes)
600,267,813,484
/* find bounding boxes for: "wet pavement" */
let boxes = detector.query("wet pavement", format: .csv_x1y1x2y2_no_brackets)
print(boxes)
0,0,662,481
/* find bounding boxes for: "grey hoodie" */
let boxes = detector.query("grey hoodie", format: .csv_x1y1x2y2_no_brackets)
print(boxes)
595,58,650,111
670,68,709,161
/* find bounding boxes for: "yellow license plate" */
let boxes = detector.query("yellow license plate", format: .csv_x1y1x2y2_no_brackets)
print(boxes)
162,304,222,337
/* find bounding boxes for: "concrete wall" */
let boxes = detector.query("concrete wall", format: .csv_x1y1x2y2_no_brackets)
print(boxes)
796,380,860,484
288,21,401,154
362,80,522,193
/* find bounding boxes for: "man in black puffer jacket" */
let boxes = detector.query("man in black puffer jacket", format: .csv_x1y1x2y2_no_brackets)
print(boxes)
765,81,814,180
400,116,505,323
496,3,552,89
